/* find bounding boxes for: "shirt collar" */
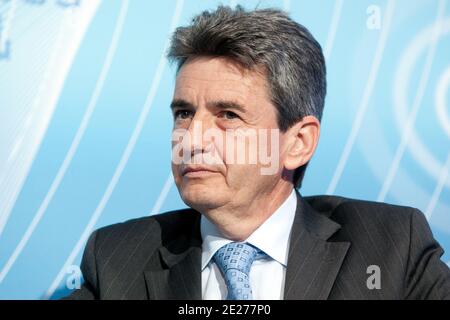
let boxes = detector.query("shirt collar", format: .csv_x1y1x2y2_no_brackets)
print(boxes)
200,189,297,270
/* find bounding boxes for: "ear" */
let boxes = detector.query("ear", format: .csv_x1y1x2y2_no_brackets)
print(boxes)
283,116,320,171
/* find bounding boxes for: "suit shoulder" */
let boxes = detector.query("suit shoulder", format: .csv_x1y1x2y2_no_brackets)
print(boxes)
304,194,421,225
92,208,200,247
305,195,422,260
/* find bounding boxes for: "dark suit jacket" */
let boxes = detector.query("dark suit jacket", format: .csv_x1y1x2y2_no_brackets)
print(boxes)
65,192,450,299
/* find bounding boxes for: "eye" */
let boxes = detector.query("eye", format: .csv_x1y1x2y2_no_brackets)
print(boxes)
219,111,239,120
174,109,194,120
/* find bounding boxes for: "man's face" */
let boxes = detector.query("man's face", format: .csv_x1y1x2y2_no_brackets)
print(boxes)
171,57,288,214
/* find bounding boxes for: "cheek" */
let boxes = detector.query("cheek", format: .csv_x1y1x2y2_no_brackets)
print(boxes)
224,163,260,187
171,164,181,187
276,135,291,167
221,131,258,165
220,136,232,165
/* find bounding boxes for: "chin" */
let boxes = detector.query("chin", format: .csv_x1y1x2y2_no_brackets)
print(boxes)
180,185,225,211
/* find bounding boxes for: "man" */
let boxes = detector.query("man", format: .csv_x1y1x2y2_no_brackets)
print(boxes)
66,6,450,300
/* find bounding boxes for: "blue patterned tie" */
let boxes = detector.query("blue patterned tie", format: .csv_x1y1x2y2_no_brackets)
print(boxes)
213,242,266,300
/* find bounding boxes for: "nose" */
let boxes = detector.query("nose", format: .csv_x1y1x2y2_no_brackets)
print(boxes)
185,111,215,157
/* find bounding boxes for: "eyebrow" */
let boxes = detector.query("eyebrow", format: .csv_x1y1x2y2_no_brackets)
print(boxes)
207,100,247,114
170,99,247,114
170,99,194,110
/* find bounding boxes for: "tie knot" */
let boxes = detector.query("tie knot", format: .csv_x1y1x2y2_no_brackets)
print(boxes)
213,242,263,276
213,242,266,300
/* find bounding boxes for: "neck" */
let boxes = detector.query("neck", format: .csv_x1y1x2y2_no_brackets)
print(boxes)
203,181,294,241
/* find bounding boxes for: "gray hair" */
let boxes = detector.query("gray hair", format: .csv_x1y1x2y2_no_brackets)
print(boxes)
167,5,326,188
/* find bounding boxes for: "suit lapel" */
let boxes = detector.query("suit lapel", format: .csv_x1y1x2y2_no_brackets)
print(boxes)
144,214,202,300
284,191,350,300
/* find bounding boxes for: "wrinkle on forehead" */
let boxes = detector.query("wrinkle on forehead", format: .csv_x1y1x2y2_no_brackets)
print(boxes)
174,56,272,103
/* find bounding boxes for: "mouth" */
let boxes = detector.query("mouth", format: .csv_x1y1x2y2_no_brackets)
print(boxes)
182,166,219,177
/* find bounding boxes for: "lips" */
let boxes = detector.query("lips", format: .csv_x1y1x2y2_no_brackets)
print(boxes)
182,166,219,176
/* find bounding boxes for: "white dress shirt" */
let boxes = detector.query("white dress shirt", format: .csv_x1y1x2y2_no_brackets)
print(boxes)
200,189,297,300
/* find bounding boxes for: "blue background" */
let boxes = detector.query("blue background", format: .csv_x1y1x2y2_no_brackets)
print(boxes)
0,0,449,299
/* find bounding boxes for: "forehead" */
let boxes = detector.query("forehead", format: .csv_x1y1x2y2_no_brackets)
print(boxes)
174,57,271,103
